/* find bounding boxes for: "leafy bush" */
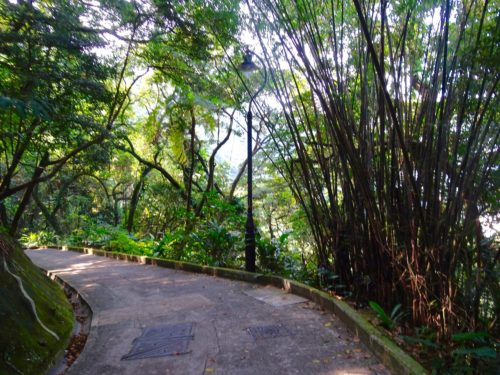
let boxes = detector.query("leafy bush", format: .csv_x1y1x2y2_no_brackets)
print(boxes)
256,232,312,281
151,192,247,267
107,229,153,256
19,231,59,248
402,329,499,374
153,230,185,258
184,220,242,266
64,219,111,247
256,233,286,272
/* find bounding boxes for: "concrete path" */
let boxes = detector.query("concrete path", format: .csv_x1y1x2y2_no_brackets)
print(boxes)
26,249,390,375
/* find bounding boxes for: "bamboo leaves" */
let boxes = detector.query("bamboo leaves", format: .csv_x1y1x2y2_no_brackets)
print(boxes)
248,0,499,340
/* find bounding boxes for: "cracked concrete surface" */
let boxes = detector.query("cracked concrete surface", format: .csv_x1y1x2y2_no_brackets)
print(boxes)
26,248,391,375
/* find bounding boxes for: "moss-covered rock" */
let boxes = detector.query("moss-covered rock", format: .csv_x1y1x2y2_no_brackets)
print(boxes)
0,234,73,374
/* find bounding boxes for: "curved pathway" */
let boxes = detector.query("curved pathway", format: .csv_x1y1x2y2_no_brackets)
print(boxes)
27,249,390,375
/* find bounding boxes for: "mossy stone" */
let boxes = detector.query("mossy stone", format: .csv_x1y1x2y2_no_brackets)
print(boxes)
0,234,73,375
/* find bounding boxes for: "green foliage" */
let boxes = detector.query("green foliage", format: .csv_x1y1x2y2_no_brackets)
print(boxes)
153,193,246,266
153,231,184,258
181,221,242,266
4,1,498,374
107,230,154,256
368,301,405,330
256,233,288,272
19,231,59,248
64,222,156,256
402,329,499,374
256,232,317,282
65,220,112,247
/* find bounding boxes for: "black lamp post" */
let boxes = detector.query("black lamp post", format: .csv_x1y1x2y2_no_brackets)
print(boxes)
238,49,267,273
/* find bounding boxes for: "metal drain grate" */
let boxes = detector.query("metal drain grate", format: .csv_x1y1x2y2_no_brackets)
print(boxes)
247,324,291,340
122,338,191,360
137,322,194,342
122,322,194,360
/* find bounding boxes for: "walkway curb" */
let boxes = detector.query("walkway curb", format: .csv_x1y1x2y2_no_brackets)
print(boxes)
43,270,94,374
35,245,427,375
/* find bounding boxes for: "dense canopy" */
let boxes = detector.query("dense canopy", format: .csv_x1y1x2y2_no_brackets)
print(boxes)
1,0,498,372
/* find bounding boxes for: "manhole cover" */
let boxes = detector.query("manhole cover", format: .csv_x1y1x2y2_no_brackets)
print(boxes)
247,324,291,339
137,322,194,342
122,338,191,360
122,322,194,360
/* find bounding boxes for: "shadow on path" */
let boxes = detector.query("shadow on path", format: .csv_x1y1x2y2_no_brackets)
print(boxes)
27,248,390,375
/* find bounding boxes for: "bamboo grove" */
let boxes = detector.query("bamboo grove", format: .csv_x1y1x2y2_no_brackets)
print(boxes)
1,0,498,360
248,0,498,339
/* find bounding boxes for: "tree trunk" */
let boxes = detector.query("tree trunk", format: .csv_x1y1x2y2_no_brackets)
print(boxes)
186,108,196,213
33,190,62,235
9,153,49,235
127,166,152,233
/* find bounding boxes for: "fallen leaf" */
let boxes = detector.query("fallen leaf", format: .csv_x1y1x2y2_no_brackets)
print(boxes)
324,322,332,327
353,348,362,353
312,359,321,364
205,368,215,374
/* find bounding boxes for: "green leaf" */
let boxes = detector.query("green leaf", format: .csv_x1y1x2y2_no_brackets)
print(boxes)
0,96,12,108
12,99,26,118
368,301,394,329
0,97,27,118
400,335,439,348
29,99,51,120
278,232,290,243
390,304,402,320
452,347,497,359
451,331,488,343
171,129,188,166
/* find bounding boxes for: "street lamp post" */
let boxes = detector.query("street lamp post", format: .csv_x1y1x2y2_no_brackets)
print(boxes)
239,49,267,273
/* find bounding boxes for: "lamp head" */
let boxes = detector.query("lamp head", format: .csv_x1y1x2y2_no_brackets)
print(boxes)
239,50,259,78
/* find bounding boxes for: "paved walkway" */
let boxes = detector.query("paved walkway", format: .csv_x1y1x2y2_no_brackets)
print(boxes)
27,249,390,375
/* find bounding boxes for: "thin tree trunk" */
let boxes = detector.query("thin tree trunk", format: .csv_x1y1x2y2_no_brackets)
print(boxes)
10,153,49,235
127,166,152,233
186,108,196,213
33,189,62,235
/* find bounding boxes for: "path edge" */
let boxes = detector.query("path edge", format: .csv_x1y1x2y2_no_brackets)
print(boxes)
40,265,96,374
32,245,427,375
